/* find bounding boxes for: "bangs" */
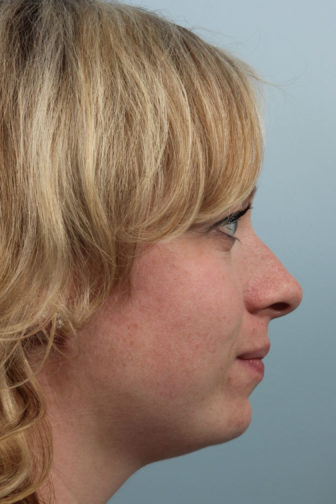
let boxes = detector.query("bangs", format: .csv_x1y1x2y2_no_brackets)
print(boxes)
191,46,264,221
119,19,264,242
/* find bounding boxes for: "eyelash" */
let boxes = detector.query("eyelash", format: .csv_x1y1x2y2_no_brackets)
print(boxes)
213,204,251,240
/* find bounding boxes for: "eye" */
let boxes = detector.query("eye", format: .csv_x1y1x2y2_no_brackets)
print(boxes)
213,204,251,239
216,218,238,237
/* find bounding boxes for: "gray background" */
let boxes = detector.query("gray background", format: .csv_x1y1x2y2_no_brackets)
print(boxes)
109,1,336,503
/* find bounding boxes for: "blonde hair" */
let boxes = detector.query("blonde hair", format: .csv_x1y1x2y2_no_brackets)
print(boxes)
0,0,263,502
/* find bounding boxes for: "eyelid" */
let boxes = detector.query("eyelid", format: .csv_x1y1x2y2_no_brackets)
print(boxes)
207,203,252,245
214,203,251,228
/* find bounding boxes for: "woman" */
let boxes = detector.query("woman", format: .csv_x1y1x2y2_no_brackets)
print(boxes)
0,1,302,503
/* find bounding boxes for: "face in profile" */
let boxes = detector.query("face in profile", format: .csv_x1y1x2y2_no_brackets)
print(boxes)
0,2,305,503
74,188,302,464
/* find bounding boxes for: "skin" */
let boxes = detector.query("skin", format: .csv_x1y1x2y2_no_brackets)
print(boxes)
39,190,302,504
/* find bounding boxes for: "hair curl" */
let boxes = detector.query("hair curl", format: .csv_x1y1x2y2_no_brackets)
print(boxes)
0,0,263,502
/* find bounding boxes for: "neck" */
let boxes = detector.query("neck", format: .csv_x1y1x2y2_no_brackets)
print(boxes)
37,359,141,504
40,425,138,504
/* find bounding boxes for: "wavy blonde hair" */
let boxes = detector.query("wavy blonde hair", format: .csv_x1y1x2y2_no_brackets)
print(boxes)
0,0,263,502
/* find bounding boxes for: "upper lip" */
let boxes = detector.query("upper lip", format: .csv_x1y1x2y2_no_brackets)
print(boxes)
237,343,271,360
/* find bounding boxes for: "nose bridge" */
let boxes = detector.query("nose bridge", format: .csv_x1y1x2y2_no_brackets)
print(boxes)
243,235,302,317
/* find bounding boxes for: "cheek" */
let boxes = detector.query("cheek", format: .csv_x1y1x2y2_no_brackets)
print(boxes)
123,250,244,398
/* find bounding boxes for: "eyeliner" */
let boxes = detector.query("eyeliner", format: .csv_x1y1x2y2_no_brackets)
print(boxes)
215,204,251,226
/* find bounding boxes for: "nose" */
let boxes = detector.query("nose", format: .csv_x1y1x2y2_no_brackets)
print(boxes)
243,236,303,320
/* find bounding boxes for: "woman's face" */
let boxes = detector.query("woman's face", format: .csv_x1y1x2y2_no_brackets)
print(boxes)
78,189,302,462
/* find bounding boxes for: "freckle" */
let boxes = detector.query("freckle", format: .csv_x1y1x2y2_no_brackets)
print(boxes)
126,322,139,331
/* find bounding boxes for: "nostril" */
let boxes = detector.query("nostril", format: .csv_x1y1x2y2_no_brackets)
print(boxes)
271,302,290,312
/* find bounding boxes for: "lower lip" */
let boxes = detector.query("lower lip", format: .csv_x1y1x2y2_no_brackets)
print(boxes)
237,358,265,379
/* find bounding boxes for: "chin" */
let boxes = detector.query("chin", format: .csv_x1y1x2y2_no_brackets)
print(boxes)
223,400,253,441
136,397,254,465
154,401,253,463
192,396,254,451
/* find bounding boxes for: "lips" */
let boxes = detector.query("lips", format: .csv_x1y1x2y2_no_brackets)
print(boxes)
237,343,271,361
236,343,270,379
